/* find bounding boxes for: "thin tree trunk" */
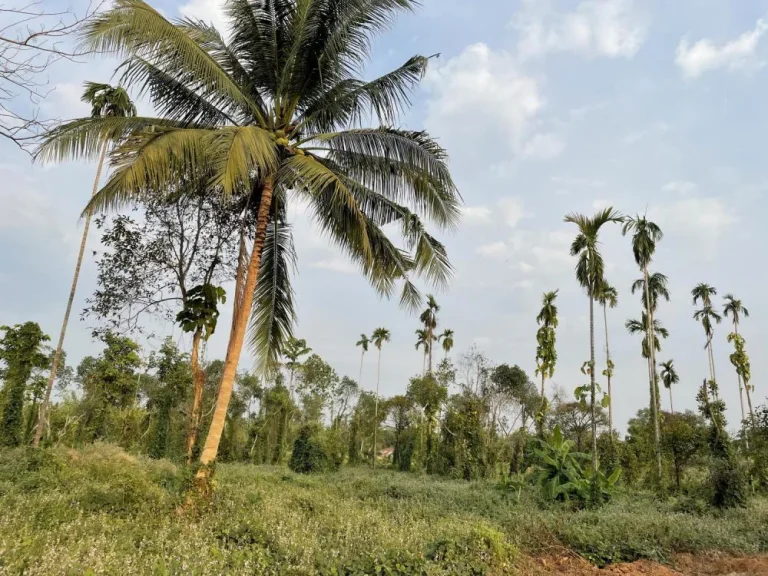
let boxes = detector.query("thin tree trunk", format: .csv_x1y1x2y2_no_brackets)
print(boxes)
668,386,674,415
358,350,365,387
603,303,613,437
373,346,382,469
196,179,274,479
427,332,433,373
589,296,597,477
185,328,205,464
733,324,747,425
643,266,663,487
33,139,109,448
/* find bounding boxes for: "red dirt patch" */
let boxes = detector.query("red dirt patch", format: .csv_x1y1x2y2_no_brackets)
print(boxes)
519,552,768,575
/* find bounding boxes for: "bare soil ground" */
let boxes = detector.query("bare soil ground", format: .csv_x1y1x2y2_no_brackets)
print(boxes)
521,552,768,575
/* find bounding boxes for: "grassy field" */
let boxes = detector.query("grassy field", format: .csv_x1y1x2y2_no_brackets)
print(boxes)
1,445,767,575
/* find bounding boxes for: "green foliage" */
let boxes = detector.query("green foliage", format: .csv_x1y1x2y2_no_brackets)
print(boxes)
289,426,328,474
175,283,226,339
0,322,50,447
533,425,590,502
709,453,748,509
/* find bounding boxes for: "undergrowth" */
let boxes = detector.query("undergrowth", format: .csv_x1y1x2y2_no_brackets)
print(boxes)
0,444,766,574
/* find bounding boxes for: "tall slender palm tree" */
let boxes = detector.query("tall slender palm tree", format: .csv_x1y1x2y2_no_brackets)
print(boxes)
659,360,679,415
38,0,460,480
415,328,429,375
631,271,670,415
33,82,136,448
565,207,622,480
420,295,440,373
622,215,664,486
723,294,750,423
283,337,311,389
626,314,669,360
355,333,369,390
438,328,454,361
692,283,719,387
371,327,390,469
535,290,559,401
596,283,618,435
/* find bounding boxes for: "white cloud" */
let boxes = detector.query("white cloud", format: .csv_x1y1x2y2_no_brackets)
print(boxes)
461,205,493,225
309,258,357,274
179,0,229,37
521,132,566,159
651,197,737,239
512,0,647,60
498,197,529,228
676,17,768,78
661,180,697,195
425,44,543,156
476,241,507,258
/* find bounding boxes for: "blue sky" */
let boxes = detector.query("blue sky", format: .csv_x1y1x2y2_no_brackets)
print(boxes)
2,0,768,433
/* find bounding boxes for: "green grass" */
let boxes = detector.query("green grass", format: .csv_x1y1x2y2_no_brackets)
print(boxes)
0,445,767,574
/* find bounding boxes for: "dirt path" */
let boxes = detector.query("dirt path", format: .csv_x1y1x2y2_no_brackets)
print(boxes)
520,552,768,575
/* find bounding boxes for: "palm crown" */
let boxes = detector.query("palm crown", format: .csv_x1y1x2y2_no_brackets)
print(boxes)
660,360,679,390
438,328,454,354
723,294,749,326
692,283,717,307
38,0,459,372
82,82,137,118
565,208,623,297
626,313,669,358
419,294,440,330
631,272,670,313
356,333,369,353
596,283,618,308
415,328,429,352
372,327,390,350
694,305,722,340
622,215,663,269
536,290,559,326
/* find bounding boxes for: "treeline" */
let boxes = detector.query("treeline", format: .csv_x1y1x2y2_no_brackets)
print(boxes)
3,322,767,508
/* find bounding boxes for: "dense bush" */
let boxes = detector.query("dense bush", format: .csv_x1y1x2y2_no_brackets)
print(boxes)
288,426,328,474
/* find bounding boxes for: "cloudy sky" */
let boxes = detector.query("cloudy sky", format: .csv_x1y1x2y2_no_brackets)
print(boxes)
2,0,768,433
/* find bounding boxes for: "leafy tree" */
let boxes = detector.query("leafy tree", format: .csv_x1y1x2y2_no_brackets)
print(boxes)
622,215,664,486
661,411,706,491
355,334,369,391
552,400,608,453
534,290,559,421
420,295,440,373
440,391,488,480
329,376,358,428
39,0,459,484
297,353,337,423
371,327,391,468
489,364,539,433
289,426,327,474
727,333,754,427
566,207,622,482
438,329,454,360
595,283,617,435
407,373,447,471
388,395,414,471
724,294,752,424
0,322,50,447
33,82,136,448
659,360,679,415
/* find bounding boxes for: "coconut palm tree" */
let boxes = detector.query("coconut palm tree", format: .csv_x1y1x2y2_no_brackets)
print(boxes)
438,328,454,361
622,214,664,486
38,0,460,479
420,295,440,373
355,334,369,390
534,290,559,402
659,360,679,414
33,82,136,448
415,328,429,375
371,327,390,469
596,283,618,435
723,294,750,422
565,207,622,479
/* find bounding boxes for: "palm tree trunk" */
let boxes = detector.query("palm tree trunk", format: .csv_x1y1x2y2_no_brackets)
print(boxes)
373,346,381,469
643,266,663,486
185,328,205,464
427,330,433,373
33,139,109,448
733,324,747,425
603,303,613,437
589,296,597,478
358,350,365,386
668,386,674,415
196,179,274,480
